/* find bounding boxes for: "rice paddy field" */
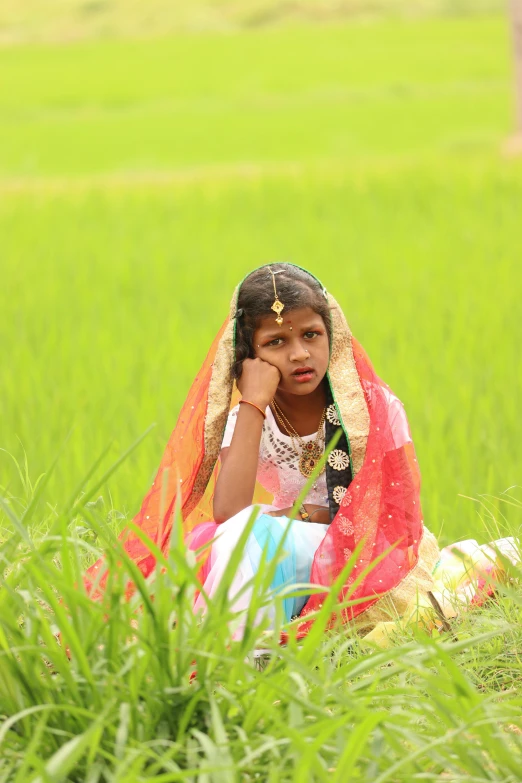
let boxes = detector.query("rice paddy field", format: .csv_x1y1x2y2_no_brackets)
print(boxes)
1,7,522,781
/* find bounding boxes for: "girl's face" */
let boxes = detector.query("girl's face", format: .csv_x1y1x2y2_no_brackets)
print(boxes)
253,306,330,396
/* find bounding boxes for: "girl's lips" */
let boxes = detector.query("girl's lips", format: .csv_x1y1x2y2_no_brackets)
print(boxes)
291,369,315,383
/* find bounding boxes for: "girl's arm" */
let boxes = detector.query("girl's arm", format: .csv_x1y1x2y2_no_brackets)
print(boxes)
213,358,280,523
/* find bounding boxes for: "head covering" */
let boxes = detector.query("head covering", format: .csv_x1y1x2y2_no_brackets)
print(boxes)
85,264,440,634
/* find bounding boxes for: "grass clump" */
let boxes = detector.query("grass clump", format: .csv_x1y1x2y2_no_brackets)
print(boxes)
0,451,522,781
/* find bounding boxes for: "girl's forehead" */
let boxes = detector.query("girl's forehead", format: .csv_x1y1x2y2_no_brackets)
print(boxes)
255,306,324,333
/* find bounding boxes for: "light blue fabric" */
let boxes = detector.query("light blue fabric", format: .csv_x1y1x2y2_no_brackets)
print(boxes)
250,514,318,621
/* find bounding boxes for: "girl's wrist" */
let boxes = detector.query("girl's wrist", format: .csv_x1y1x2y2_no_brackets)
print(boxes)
239,398,267,419
307,506,330,525
240,391,270,409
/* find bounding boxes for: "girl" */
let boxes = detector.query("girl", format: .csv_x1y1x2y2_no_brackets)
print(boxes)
86,264,518,640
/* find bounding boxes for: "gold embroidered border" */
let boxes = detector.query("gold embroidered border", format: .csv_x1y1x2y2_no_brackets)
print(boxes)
192,289,237,500
327,294,370,476
353,526,442,629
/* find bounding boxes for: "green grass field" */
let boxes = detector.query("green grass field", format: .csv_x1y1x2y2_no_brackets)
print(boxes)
1,16,521,542
1,13,522,780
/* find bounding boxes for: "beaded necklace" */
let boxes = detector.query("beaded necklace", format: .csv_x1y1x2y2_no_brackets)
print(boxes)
270,399,327,478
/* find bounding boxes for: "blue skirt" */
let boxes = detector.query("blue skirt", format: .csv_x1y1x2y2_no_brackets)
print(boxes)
193,505,328,632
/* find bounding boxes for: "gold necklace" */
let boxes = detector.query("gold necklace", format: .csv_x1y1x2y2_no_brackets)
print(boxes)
271,399,327,478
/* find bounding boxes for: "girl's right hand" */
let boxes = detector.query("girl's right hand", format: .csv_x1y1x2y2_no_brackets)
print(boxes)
237,358,281,409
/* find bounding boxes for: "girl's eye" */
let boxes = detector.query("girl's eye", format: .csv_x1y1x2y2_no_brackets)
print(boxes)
264,331,321,347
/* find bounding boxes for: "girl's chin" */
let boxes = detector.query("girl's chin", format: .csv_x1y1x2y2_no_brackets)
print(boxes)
278,376,325,395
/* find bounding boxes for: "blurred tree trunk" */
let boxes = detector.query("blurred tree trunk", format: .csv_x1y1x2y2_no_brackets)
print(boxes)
510,0,522,135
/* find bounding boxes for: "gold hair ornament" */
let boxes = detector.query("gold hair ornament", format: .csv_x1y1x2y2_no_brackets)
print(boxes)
268,266,285,326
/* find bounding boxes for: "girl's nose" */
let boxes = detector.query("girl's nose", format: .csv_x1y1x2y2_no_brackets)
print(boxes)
289,342,310,363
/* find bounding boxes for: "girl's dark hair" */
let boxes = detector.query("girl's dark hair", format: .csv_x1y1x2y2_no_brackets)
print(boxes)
232,263,331,379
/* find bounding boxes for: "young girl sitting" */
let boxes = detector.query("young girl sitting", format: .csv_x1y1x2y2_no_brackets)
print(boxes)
86,263,517,639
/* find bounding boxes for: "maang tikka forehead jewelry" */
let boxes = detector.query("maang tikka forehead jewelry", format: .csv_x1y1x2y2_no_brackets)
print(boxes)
268,265,285,326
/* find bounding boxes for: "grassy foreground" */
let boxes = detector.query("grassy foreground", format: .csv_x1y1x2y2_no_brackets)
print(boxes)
1,469,522,781
1,13,522,780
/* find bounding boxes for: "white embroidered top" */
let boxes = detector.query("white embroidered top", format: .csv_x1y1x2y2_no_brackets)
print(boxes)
221,404,329,509
221,389,411,511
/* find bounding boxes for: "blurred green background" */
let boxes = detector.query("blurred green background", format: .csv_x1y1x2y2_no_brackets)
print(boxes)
1,1,521,543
